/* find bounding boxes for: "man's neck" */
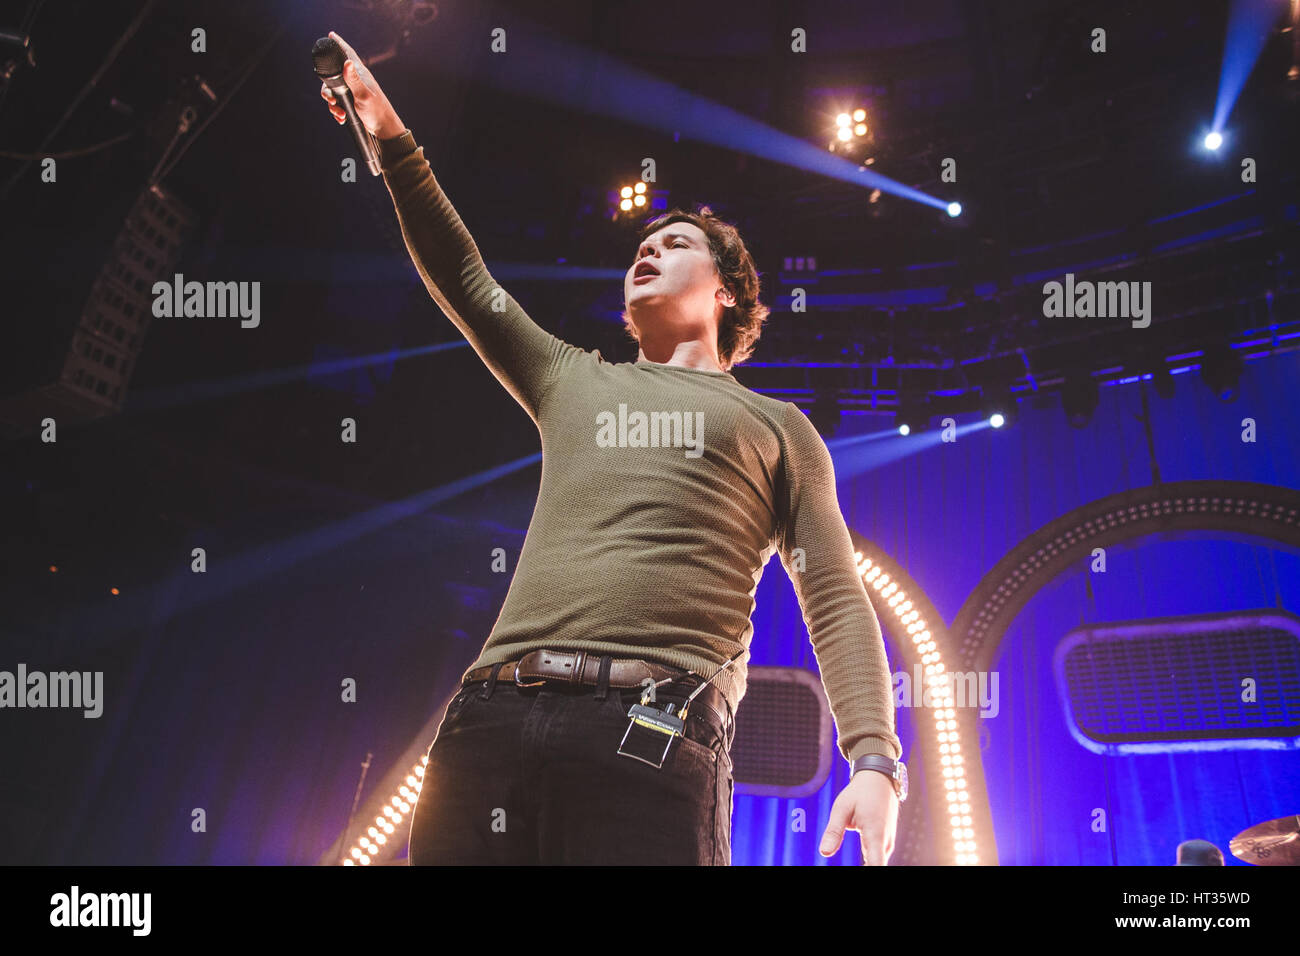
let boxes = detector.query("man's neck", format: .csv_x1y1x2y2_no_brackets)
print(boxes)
634,341,726,373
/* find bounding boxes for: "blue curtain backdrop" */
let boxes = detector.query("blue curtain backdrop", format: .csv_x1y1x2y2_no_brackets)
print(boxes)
26,350,1297,865
741,347,1299,865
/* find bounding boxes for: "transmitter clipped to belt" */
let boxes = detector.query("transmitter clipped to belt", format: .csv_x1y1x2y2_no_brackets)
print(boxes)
616,649,742,770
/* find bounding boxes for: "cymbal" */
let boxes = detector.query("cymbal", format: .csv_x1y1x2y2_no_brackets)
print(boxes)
1230,815,1300,865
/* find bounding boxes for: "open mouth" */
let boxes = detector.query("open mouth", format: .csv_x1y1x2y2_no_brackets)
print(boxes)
633,261,660,279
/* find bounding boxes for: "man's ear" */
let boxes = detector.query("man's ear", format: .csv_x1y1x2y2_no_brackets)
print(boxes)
717,286,736,308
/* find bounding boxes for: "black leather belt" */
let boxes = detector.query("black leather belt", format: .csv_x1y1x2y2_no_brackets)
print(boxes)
462,648,732,731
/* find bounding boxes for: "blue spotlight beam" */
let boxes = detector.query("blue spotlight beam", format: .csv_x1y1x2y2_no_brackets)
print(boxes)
60,452,544,643
826,419,994,477
126,341,468,412
471,21,946,210
1212,0,1286,131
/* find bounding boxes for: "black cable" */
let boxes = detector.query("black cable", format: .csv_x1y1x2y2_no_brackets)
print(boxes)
0,0,158,203
149,24,285,187
0,127,134,159
0,0,44,119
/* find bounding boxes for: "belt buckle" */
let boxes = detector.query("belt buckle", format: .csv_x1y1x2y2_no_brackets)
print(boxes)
514,660,547,688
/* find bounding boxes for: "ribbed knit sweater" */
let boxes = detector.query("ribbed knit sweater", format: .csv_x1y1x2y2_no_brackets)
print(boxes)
378,130,900,762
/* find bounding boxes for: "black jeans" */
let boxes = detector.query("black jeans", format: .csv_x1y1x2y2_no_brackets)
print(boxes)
408,672,735,865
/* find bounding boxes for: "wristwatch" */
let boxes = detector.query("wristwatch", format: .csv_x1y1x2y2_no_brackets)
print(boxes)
851,754,908,803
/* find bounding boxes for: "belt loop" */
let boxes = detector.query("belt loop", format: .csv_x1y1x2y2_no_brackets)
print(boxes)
481,661,505,700
594,655,612,700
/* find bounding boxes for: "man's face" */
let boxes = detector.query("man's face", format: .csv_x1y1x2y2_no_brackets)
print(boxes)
624,222,726,330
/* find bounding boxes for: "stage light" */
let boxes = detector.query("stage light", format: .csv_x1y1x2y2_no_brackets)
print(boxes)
895,398,928,436
1061,372,1100,428
1204,131,1223,150
110,587,120,595
49,565,57,573
829,107,875,156
983,384,1016,429
946,202,962,218
1200,346,1244,400
616,181,650,217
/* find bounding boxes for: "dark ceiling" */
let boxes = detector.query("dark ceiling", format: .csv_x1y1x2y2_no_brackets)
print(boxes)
1,0,1297,518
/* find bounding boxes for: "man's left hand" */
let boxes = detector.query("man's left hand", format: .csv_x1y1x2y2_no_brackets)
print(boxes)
819,767,898,865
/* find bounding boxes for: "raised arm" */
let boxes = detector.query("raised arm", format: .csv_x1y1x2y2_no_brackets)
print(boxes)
320,31,579,421
776,403,902,764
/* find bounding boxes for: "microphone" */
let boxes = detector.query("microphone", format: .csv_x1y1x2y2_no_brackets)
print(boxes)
312,36,381,176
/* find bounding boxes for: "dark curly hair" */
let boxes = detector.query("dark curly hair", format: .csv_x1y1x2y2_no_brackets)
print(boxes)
621,205,769,372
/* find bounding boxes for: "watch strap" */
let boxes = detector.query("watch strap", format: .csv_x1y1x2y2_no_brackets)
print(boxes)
851,754,904,799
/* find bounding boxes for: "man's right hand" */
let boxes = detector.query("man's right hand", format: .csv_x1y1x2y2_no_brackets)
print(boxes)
320,30,406,141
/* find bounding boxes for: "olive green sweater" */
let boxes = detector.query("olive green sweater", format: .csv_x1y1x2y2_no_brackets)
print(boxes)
378,130,900,762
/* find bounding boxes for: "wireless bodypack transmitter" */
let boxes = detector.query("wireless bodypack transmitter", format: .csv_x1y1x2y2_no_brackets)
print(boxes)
616,649,743,769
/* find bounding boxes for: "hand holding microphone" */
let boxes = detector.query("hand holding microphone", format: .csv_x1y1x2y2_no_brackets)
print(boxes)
314,30,405,174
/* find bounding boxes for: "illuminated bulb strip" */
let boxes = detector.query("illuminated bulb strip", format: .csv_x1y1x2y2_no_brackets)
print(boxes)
857,555,980,865
345,758,428,865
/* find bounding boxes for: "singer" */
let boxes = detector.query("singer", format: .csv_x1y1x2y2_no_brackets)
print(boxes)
320,31,902,866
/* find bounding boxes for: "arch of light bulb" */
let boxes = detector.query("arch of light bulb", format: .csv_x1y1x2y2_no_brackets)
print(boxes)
342,755,428,866
854,551,980,865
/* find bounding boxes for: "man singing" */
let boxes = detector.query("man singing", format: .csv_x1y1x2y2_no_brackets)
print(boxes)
320,31,904,866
